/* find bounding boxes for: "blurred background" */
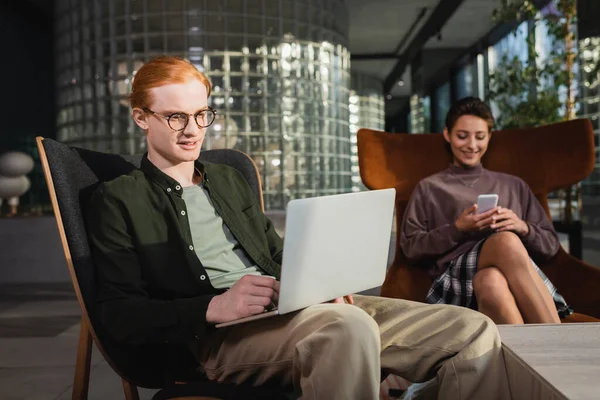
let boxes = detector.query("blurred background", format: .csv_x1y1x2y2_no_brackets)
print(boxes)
1,0,598,269
1,1,599,398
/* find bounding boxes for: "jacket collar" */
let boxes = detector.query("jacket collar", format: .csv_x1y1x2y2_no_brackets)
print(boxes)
140,153,207,196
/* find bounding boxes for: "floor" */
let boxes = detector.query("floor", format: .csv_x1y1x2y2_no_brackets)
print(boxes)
0,283,158,400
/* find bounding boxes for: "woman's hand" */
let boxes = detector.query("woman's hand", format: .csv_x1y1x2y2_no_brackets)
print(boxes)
455,204,500,233
490,208,529,236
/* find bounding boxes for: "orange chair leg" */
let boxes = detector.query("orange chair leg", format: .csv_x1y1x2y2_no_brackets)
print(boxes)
72,317,92,400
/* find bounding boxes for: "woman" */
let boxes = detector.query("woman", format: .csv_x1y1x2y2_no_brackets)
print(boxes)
400,97,571,324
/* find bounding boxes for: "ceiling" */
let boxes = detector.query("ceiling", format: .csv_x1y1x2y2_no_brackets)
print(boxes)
347,0,439,54
423,0,501,49
346,0,503,98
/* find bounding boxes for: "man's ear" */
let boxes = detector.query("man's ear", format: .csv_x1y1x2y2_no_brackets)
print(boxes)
442,128,451,143
132,108,149,130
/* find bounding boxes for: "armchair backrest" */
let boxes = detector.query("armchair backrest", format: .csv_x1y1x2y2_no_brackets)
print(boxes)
358,118,595,225
37,137,263,388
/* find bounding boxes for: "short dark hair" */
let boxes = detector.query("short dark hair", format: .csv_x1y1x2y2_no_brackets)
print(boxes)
445,97,495,132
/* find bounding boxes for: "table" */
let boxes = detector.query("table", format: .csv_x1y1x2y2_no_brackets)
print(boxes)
498,323,600,400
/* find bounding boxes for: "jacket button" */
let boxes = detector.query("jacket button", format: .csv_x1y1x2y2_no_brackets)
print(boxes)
176,185,181,190
166,188,172,193
199,275,206,281
189,245,194,251
181,210,186,216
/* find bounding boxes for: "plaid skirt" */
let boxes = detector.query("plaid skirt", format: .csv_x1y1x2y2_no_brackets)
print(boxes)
426,239,573,319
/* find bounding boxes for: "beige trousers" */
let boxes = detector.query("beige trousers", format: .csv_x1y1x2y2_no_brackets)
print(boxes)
191,295,511,400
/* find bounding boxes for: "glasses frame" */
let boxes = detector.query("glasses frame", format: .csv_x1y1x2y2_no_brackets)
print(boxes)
143,107,217,131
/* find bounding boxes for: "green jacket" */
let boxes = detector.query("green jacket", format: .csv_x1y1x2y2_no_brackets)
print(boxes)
86,154,283,347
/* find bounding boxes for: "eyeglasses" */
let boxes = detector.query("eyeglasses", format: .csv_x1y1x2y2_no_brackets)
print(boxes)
143,107,217,131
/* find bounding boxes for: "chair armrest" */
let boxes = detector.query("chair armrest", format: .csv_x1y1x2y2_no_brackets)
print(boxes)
540,248,600,319
380,260,432,303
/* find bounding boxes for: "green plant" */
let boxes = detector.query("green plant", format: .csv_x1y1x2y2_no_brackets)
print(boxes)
487,0,577,130
489,1,580,223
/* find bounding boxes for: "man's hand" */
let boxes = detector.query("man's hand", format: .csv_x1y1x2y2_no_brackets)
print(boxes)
206,275,280,324
455,204,499,233
330,295,354,304
490,208,529,236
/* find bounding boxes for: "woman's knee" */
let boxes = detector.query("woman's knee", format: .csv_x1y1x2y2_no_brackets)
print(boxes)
480,232,529,269
485,231,526,253
473,268,513,307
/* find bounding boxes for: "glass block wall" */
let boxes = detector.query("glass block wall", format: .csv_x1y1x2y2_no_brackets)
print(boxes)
349,72,384,191
409,94,426,133
579,37,600,196
55,0,351,210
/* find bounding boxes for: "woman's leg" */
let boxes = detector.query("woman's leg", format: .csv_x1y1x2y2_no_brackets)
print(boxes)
473,267,524,324
478,232,560,324
530,266,562,320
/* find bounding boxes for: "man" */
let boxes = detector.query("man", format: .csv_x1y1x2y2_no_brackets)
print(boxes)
87,56,512,399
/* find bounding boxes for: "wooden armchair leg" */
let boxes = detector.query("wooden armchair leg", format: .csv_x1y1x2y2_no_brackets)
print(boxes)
72,317,93,400
122,378,141,400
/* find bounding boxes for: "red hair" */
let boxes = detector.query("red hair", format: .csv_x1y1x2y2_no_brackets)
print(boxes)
128,56,212,109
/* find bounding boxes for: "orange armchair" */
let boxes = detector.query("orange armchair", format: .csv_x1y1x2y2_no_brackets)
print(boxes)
357,119,600,321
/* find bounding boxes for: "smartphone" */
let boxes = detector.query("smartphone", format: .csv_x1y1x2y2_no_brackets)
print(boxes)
476,194,499,214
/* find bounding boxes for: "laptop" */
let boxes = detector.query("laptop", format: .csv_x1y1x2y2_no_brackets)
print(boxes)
215,188,396,328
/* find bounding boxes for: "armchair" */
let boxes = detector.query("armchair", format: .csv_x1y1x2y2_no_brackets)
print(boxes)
37,137,293,400
357,119,600,322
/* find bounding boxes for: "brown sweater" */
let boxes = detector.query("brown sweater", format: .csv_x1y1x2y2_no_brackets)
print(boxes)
400,163,560,277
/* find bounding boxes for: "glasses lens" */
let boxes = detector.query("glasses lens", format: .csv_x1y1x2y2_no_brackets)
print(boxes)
168,114,188,131
196,110,216,128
